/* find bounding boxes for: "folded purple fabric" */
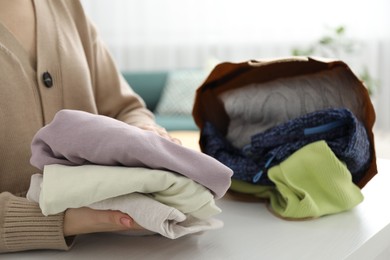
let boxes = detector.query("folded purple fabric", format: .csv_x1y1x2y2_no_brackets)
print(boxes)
30,110,232,199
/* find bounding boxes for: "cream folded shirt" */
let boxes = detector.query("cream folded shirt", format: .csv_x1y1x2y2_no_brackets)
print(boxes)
27,164,223,239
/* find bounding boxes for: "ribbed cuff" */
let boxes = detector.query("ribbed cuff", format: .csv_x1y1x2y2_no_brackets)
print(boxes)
0,192,72,253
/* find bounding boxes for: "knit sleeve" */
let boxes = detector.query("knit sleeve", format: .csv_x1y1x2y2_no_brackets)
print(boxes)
0,192,72,253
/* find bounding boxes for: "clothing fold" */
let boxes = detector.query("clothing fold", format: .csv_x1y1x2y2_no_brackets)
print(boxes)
229,141,364,219
28,164,221,218
201,108,370,185
28,109,232,238
27,173,223,239
30,109,233,199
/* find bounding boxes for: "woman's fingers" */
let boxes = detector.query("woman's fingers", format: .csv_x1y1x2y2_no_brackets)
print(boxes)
63,207,142,237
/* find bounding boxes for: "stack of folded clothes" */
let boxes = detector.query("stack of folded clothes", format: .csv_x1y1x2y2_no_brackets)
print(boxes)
27,109,233,238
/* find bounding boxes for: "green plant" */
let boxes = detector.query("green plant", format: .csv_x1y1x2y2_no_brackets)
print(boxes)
291,26,379,96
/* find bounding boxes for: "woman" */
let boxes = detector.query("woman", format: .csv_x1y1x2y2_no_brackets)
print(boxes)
0,0,178,253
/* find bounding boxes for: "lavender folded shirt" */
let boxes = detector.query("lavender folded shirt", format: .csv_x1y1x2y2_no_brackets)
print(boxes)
30,110,233,199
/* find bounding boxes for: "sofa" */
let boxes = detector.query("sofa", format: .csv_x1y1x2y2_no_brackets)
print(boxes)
122,70,207,131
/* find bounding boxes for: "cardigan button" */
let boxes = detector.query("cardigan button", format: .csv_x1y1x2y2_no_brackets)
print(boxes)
42,72,53,88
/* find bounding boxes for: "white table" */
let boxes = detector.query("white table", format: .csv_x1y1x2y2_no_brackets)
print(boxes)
4,158,390,260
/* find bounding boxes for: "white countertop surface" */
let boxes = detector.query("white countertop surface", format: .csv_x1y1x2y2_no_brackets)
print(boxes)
4,159,390,260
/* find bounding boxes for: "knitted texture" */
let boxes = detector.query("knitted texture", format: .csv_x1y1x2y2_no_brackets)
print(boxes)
0,192,70,253
201,108,370,185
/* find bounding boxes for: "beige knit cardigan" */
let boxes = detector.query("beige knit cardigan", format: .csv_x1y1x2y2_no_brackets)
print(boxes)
0,0,155,253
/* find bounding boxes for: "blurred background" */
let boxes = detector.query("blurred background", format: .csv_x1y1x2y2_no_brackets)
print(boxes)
81,0,390,157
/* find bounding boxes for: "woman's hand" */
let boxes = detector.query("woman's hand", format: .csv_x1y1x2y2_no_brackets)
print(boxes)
63,207,142,237
137,123,182,145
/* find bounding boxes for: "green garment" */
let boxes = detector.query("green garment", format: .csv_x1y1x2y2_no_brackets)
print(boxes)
230,140,364,219
38,164,220,219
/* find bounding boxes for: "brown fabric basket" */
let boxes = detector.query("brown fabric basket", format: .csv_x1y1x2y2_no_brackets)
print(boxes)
192,57,377,188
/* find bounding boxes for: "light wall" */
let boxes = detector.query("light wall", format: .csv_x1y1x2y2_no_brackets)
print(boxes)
81,0,390,130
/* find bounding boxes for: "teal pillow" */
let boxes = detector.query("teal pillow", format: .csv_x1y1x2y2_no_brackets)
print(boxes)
155,70,208,116
122,71,167,111
155,115,198,131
